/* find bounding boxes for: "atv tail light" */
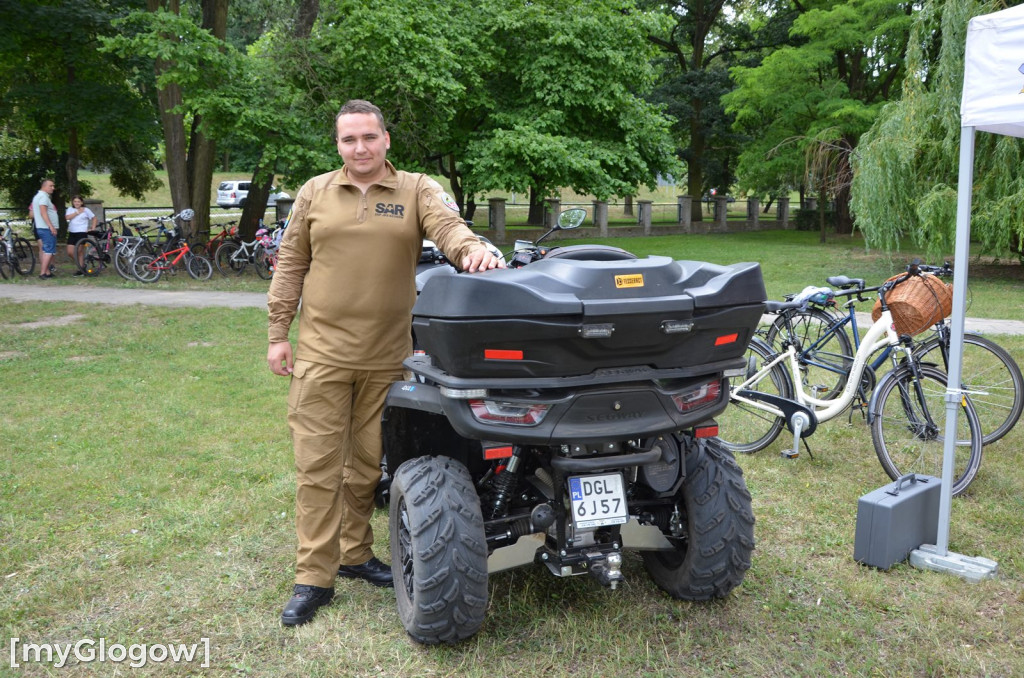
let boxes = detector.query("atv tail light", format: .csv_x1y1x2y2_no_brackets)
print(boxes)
469,400,550,426
670,380,721,412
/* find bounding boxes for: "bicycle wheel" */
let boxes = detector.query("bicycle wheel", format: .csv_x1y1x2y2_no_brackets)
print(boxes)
0,249,14,279
914,333,1023,446
131,254,162,283
114,244,135,280
13,237,36,276
215,241,245,276
76,238,104,276
766,307,853,400
252,244,273,280
718,337,793,454
871,364,983,497
186,252,213,281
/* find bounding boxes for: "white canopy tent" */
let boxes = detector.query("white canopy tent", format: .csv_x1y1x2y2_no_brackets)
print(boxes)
910,2,1024,580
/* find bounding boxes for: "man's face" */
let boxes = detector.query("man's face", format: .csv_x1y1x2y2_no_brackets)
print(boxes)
335,113,390,182
42,181,54,194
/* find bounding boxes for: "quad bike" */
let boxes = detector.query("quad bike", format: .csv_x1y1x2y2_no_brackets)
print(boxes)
380,209,766,644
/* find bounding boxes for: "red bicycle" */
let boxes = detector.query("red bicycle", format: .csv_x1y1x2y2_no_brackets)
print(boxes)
131,226,213,282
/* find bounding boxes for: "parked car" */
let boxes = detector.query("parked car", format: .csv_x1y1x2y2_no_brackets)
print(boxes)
216,181,291,209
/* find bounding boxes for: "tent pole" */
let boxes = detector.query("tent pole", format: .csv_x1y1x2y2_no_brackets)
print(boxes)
909,125,996,582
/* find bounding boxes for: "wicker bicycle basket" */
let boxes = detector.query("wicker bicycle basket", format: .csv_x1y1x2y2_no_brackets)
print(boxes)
871,273,953,336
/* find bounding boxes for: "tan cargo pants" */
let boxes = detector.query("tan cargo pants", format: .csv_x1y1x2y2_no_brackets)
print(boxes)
287,359,403,587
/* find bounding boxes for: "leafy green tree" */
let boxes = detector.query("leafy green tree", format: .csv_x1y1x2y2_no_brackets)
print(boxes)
0,0,162,225
462,0,681,224
296,0,680,224
725,0,913,234
851,0,1024,261
103,0,229,239
644,0,796,221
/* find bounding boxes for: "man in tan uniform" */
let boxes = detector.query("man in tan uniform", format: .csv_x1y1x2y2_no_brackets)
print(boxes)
268,100,502,626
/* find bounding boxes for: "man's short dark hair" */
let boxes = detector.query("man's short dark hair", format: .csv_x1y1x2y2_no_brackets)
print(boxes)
334,100,386,137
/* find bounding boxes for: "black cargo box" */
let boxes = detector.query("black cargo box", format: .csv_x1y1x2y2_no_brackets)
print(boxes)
412,256,766,379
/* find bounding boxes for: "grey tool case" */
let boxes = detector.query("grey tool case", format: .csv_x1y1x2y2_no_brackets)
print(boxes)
854,474,940,570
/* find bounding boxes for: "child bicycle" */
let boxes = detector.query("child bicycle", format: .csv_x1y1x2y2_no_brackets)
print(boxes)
717,263,985,496
130,210,212,282
214,221,280,278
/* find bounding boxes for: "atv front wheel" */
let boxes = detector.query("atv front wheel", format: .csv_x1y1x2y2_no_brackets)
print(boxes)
642,437,755,599
389,456,488,644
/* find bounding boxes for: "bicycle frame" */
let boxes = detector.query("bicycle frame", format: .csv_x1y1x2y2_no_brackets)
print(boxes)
145,243,192,271
733,308,907,424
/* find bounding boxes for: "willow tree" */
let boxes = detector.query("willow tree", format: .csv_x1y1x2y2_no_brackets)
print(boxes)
851,0,1024,261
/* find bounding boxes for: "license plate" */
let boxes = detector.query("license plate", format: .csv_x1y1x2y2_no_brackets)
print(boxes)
568,473,628,529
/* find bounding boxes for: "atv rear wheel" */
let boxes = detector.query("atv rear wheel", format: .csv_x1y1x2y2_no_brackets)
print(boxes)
389,456,488,644
642,437,755,599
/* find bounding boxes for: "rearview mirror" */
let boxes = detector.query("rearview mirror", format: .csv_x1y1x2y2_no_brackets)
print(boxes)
557,208,586,230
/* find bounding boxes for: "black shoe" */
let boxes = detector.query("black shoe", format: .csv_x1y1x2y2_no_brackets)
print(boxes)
73,270,84,277
280,584,334,626
337,557,394,588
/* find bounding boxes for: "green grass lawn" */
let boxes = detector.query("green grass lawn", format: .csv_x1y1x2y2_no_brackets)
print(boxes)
1,300,1021,677
2,233,1023,676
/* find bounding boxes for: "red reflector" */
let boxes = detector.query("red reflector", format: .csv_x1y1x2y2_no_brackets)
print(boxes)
714,333,739,346
695,425,718,438
484,349,524,360
484,446,514,460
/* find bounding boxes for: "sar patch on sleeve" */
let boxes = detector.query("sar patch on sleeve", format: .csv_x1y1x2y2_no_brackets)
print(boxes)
441,192,460,212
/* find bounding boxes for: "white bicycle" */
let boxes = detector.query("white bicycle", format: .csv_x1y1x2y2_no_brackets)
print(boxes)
717,266,984,496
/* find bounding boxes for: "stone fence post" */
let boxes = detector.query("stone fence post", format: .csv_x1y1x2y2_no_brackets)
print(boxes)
677,195,692,233
275,197,295,223
84,199,105,227
592,200,608,237
778,197,790,229
545,198,561,230
488,197,506,244
637,200,652,236
714,197,728,230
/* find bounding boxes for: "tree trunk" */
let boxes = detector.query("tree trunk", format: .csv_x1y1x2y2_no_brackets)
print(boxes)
240,170,275,239
623,195,633,217
65,65,80,199
818,179,827,244
527,186,544,225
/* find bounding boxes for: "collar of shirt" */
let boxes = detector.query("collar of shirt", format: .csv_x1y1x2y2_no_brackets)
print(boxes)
331,161,400,190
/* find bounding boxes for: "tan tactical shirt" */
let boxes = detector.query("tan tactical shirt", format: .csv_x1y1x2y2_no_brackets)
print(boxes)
267,161,483,370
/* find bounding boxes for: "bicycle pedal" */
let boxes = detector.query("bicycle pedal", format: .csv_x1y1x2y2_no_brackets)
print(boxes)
780,449,800,459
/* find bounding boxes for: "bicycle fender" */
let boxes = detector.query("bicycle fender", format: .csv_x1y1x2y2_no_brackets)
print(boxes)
736,389,818,438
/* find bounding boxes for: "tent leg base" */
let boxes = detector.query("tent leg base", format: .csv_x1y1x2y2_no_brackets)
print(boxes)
910,544,998,583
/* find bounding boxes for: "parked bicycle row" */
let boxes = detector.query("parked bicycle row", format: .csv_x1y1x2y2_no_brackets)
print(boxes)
717,261,1023,497
0,211,286,283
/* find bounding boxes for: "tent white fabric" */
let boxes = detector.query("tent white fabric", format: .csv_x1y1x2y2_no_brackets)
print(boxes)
961,3,1024,138
915,2,1024,578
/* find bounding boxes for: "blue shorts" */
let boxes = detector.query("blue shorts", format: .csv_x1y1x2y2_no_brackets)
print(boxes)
36,228,57,255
